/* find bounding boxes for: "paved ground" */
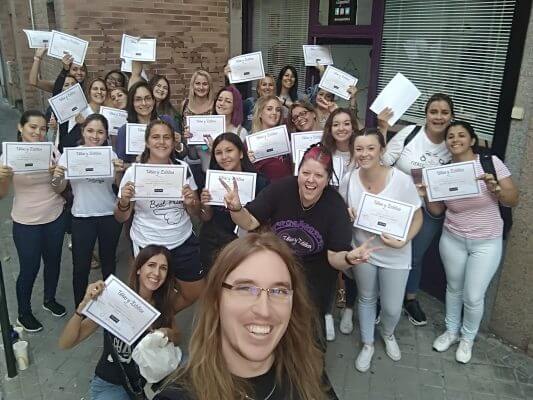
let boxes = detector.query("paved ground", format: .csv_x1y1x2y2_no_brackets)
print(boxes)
0,100,532,399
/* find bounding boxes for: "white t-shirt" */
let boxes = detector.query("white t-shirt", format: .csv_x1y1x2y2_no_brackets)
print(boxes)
382,125,451,174
118,160,197,250
339,167,422,269
58,149,118,217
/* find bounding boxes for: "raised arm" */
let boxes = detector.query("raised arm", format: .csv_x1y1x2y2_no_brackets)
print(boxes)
222,177,261,231
28,48,55,93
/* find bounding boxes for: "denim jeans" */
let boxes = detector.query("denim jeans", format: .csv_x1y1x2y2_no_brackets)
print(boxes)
90,375,130,400
439,228,502,340
71,215,122,307
405,207,444,295
13,211,67,316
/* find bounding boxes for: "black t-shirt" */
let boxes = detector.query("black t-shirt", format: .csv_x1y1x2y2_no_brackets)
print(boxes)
155,365,301,400
94,332,142,386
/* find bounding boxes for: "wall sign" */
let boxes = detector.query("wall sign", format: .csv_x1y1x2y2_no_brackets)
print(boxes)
329,0,357,25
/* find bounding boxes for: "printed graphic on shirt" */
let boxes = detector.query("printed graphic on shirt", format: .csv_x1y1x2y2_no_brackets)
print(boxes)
149,200,186,225
272,220,324,256
403,147,447,169
107,337,132,363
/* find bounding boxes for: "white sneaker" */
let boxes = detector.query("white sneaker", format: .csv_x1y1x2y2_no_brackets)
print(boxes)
382,333,401,361
433,331,459,352
456,338,473,364
355,344,374,372
339,308,354,334
325,314,335,342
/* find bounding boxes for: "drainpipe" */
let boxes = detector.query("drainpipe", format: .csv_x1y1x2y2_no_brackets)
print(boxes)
28,0,35,30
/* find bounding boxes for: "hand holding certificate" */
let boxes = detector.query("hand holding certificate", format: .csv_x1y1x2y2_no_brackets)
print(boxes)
302,45,333,66
81,275,160,346
64,146,113,179
370,72,421,126
47,30,88,66
133,163,186,200
245,125,290,162
290,131,323,162
354,193,416,241
423,161,481,202
228,52,265,84
120,34,157,62
126,123,147,155
2,142,53,173
186,115,225,145
48,83,89,124
23,30,52,48
205,170,257,206
318,66,358,100
100,107,128,136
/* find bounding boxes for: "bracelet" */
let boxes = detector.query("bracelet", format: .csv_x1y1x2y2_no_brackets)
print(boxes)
51,176,63,187
345,252,358,266
117,201,131,211
33,56,42,61
228,204,243,212
74,310,85,319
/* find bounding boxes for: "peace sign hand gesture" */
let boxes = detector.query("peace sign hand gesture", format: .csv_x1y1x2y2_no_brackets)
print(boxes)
345,236,382,266
220,177,242,211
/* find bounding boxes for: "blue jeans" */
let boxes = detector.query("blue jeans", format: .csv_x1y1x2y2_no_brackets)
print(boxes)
90,375,130,400
439,228,502,340
405,207,444,295
13,211,66,316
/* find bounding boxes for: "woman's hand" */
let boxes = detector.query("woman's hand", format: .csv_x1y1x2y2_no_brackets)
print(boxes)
182,184,197,207
77,280,105,313
220,177,242,211
0,166,13,182
315,63,326,76
53,165,66,179
415,183,427,198
62,53,74,70
223,64,231,79
112,159,125,173
346,236,381,265
248,150,256,163
377,107,393,133
347,85,358,99
183,126,192,140
204,135,214,151
347,207,357,223
34,47,47,59
75,113,85,125
380,233,406,249
48,114,58,131
478,173,501,195
120,181,135,204
200,188,212,205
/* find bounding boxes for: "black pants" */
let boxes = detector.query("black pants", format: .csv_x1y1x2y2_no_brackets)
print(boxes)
71,215,122,307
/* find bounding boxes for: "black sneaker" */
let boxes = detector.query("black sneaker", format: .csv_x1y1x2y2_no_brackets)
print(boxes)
17,313,43,332
42,299,67,317
404,299,427,326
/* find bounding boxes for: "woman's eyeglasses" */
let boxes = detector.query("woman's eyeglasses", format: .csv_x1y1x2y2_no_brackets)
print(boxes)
222,282,293,302
291,110,309,123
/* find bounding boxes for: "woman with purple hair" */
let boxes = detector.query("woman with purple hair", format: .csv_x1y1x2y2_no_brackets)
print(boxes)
212,85,248,141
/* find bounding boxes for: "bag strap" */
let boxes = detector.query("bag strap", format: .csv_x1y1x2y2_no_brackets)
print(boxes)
403,125,422,148
479,150,498,180
105,332,144,398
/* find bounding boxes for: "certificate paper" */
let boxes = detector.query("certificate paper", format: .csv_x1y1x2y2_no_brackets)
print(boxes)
48,83,89,124
302,45,333,66
100,107,128,136
370,72,421,126
81,274,160,346
126,124,147,155
2,142,52,173
423,161,481,202
228,52,265,84
120,34,157,62
186,115,225,145
354,193,416,241
205,170,257,206
64,146,113,179
47,30,88,66
133,163,186,200
290,131,323,162
23,30,52,48
318,66,358,100
245,125,290,162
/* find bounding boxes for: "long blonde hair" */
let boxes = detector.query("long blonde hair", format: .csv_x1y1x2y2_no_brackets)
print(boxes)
251,95,282,133
165,233,328,400
188,70,214,108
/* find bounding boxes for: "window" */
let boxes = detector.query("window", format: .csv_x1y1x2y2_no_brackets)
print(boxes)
378,0,516,140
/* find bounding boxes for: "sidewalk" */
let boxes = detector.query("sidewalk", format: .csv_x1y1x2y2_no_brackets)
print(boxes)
0,101,532,399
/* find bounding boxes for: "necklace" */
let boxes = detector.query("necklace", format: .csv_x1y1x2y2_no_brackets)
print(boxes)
244,383,277,400
300,199,317,212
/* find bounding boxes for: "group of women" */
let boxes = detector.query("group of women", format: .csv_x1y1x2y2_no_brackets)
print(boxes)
0,44,519,399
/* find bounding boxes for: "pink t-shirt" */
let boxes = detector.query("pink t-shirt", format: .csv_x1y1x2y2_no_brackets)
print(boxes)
444,155,511,239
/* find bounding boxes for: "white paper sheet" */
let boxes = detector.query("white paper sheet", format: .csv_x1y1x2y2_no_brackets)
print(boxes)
302,45,333,66
205,170,257,206
2,142,53,173
228,52,265,84
48,83,89,124
290,131,323,162
125,123,147,155
64,146,113,179
423,161,482,202
185,115,226,145
47,30,88,66
132,163,186,200
23,30,52,48
318,66,358,100
245,125,290,162
120,34,157,62
100,107,128,136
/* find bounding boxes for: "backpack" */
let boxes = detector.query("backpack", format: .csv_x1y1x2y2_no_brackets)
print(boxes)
386,125,422,148
478,150,513,239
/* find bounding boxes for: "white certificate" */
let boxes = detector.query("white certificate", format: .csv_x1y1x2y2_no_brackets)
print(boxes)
23,30,52,48
64,146,113,179
81,274,160,346
2,142,52,173
186,115,226,145
125,124,147,155
290,131,323,162
354,193,416,241
370,72,421,126
205,170,257,206
228,52,265,84
133,163,186,200
120,34,157,62
292,149,343,185
245,125,290,162
302,45,333,66
100,107,128,136
47,30,88,66
318,66,358,100
423,161,481,202
48,83,88,124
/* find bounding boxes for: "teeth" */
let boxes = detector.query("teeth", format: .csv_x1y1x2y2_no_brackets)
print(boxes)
247,325,271,335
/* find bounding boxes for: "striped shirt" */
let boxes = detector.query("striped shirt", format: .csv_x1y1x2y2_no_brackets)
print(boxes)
444,155,510,239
